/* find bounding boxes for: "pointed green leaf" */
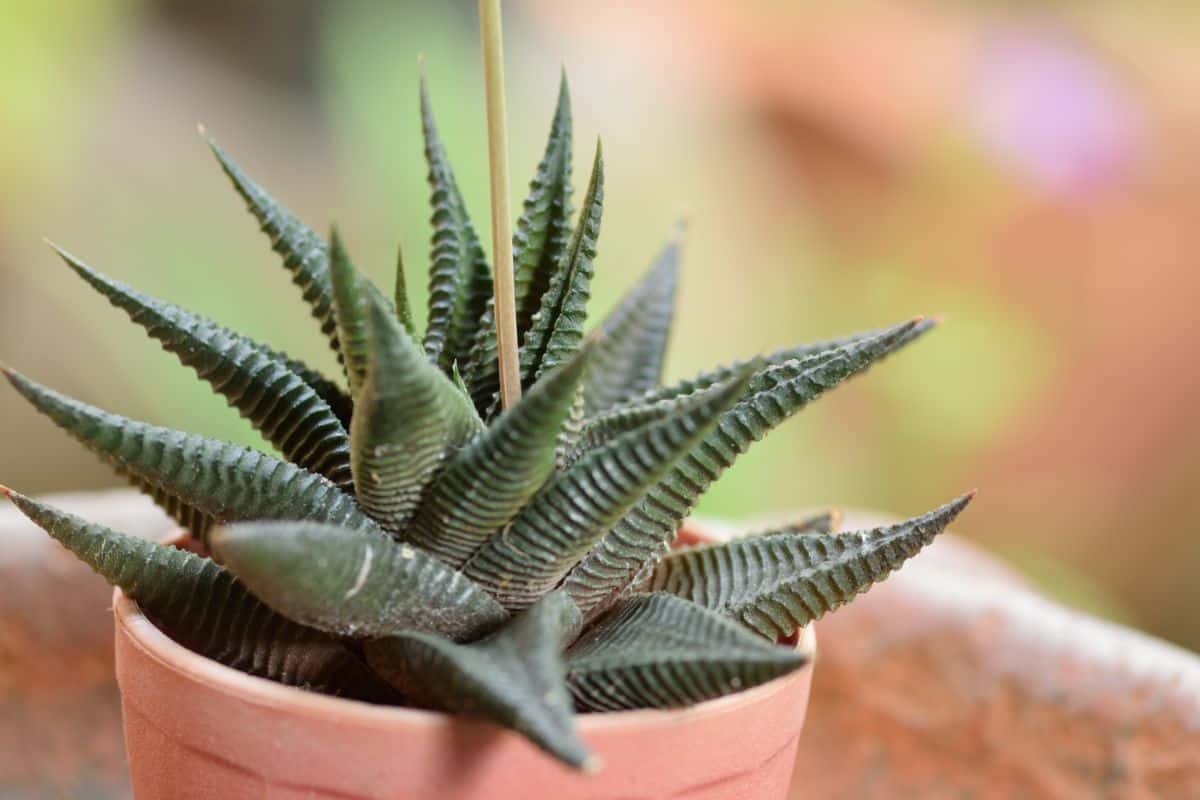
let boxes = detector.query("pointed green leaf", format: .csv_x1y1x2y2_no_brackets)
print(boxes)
279,353,355,430
518,141,604,390
205,134,340,354
120,469,215,541
554,384,586,469
54,246,353,491
408,345,593,569
463,371,749,611
565,593,807,712
351,292,483,535
646,495,973,639
564,319,928,616
584,234,680,416
565,392,691,469
211,521,508,642
393,242,418,339
2,369,373,543
465,75,574,413
2,489,390,699
329,227,396,398
419,74,493,375
365,591,589,769
629,318,938,409
513,74,576,334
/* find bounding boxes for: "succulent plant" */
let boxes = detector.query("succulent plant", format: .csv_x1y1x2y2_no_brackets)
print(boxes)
1,72,972,769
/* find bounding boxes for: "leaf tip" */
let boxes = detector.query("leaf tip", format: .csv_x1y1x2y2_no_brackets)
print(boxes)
44,239,85,272
0,484,12,502
581,754,604,774
670,218,690,244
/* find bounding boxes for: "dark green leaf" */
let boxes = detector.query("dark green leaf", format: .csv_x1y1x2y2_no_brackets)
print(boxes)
563,319,927,616
393,242,418,339
211,521,508,642
407,344,593,569
278,353,355,430
204,133,340,354
554,384,586,469
465,75,574,413
463,371,749,611
329,226,395,397
120,469,215,541
518,141,604,390
54,245,353,491
565,593,807,712
584,233,680,416
628,318,938,408
2,489,391,699
351,291,482,535
2,369,373,542
645,494,973,639
419,73,493,375
365,591,590,769
565,392,689,469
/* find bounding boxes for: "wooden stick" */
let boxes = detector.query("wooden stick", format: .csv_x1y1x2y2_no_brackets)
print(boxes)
479,0,521,409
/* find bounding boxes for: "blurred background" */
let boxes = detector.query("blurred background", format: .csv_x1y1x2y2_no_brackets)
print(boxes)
1,0,1197,651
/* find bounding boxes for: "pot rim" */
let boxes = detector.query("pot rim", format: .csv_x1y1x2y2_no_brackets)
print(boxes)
114,587,815,734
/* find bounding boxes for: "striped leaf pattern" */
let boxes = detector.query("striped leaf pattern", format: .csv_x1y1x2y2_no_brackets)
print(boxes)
407,345,592,568
517,142,604,389
463,373,749,611
329,227,394,397
646,494,974,639
212,521,508,642
465,75,574,414
419,75,493,374
626,317,937,409
2,369,371,532
205,135,340,354
3,490,391,699
55,246,353,490
392,242,418,339
584,235,679,416
563,320,925,616
365,591,589,769
278,353,355,429
351,292,482,535
565,593,807,712
119,468,216,542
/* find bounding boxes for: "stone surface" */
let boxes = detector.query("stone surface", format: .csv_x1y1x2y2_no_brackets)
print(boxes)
0,491,171,800
2,492,1198,798
789,512,1200,799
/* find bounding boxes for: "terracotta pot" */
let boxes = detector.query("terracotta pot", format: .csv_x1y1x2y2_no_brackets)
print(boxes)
112,526,815,799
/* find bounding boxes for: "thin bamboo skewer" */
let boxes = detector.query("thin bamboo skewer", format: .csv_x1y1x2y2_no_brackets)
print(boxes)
479,0,521,409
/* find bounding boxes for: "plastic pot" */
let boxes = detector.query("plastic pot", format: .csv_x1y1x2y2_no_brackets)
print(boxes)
113,525,815,799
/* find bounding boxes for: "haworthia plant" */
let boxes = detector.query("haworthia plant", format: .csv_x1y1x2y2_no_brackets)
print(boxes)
642,494,974,640
1,488,392,700
464,74,575,414
566,593,807,712
210,521,507,641
419,72,494,375
366,591,589,768
2,70,972,771
583,233,679,416
49,244,353,492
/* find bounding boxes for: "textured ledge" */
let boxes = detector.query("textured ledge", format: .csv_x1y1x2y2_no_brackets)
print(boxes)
788,512,1200,799
2,493,1199,798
